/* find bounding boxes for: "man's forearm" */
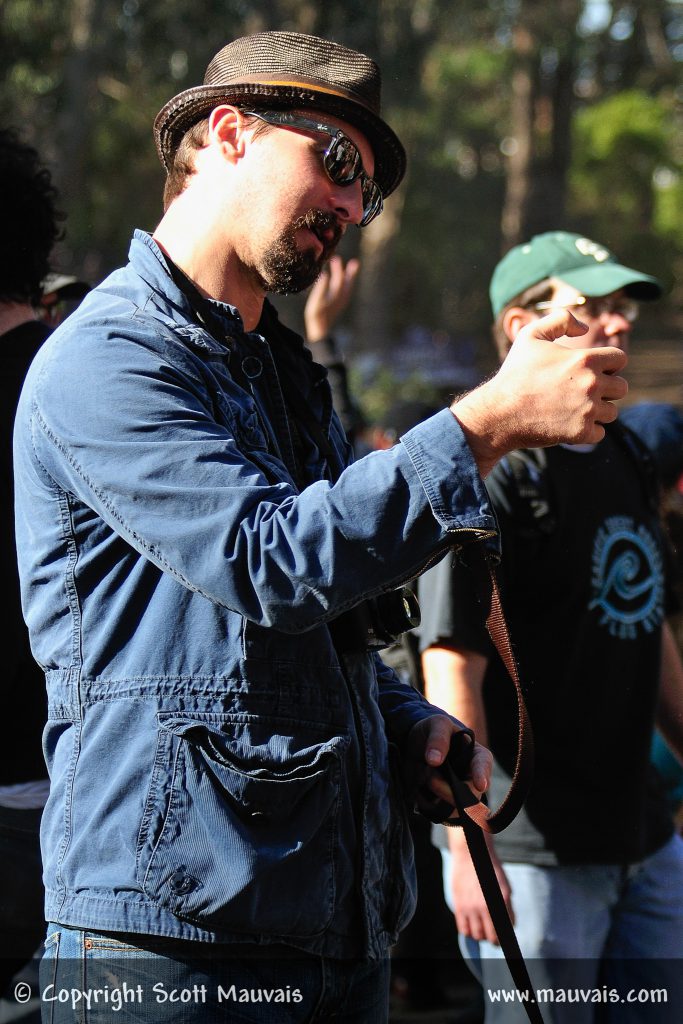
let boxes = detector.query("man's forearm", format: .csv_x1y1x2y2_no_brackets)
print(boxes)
422,646,489,743
422,646,491,855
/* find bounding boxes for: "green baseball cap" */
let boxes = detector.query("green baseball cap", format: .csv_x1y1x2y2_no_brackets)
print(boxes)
490,231,662,317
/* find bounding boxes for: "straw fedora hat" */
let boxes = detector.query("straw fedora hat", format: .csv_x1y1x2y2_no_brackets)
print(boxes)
153,30,406,199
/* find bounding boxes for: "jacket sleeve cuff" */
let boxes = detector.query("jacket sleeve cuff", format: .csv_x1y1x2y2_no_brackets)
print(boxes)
399,408,496,535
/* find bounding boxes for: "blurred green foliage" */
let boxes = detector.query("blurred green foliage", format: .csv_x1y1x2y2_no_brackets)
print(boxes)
569,89,682,295
349,366,446,426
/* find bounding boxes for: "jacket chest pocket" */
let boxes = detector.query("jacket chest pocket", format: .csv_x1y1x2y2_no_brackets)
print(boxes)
136,712,349,937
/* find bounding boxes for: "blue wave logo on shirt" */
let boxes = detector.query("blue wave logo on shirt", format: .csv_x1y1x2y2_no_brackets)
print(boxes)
589,516,664,638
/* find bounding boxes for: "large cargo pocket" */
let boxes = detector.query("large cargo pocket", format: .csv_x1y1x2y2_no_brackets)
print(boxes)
136,713,349,936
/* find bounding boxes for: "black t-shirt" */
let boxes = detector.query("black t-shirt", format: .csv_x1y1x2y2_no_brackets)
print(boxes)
2,319,51,784
418,426,674,865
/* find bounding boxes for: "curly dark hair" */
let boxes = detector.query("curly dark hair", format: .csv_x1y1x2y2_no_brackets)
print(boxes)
0,128,64,305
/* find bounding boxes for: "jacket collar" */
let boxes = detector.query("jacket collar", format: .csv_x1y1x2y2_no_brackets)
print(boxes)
128,231,329,401
129,230,246,354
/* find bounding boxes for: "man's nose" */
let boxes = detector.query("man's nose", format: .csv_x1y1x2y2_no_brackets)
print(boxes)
331,179,365,226
602,307,630,348
603,309,632,339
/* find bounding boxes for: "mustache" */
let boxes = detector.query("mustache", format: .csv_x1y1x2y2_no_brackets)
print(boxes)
294,210,343,256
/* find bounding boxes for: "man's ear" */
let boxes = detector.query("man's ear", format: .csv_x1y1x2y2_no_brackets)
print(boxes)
207,105,248,163
502,306,536,346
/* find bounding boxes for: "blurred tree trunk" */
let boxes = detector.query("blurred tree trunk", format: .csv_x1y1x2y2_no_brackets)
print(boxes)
638,0,676,87
53,0,109,279
593,0,675,97
349,0,439,353
354,185,407,352
525,1,580,237
500,0,581,250
500,20,536,250
55,0,104,209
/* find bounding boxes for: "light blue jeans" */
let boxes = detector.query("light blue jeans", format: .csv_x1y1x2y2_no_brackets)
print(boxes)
38,925,390,1023
442,834,683,1023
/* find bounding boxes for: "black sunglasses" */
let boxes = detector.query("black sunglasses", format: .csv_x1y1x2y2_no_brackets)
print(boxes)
243,110,383,226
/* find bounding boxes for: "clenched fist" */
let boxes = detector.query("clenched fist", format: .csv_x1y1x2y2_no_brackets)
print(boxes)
450,310,628,477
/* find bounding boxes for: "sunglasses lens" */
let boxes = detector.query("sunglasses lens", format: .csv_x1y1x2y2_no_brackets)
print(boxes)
324,131,383,227
359,181,383,226
325,136,362,183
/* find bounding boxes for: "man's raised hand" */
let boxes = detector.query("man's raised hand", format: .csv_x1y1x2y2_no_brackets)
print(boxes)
451,310,628,477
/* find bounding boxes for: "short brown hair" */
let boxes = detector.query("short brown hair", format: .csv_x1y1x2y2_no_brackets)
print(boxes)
162,111,274,211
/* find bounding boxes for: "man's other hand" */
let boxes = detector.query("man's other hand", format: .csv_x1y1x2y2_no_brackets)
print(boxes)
304,256,360,343
404,714,492,818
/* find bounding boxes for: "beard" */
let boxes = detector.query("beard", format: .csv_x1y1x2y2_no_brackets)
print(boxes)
256,210,343,295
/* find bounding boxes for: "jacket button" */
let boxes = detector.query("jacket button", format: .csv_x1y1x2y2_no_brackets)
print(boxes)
169,869,197,895
242,356,263,379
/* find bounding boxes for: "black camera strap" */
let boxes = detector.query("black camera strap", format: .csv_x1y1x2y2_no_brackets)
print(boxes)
439,544,544,1024
441,762,544,1024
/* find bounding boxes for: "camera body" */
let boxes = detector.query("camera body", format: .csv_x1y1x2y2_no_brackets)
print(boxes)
329,585,421,652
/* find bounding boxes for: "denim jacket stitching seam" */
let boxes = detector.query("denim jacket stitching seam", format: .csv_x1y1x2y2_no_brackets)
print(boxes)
58,492,84,672
403,440,448,520
140,735,184,899
32,407,235,607
33,409,341,632
53,718,83,915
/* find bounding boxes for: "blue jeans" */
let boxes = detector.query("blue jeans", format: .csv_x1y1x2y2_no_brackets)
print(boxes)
38,925,389,1023
442,834,683,1023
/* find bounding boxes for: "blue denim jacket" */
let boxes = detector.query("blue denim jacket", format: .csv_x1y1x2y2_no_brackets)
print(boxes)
14,232,496,959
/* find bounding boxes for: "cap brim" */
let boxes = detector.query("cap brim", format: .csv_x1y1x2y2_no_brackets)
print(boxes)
154,81,406,199
557,263,662,301
41,274,91,300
